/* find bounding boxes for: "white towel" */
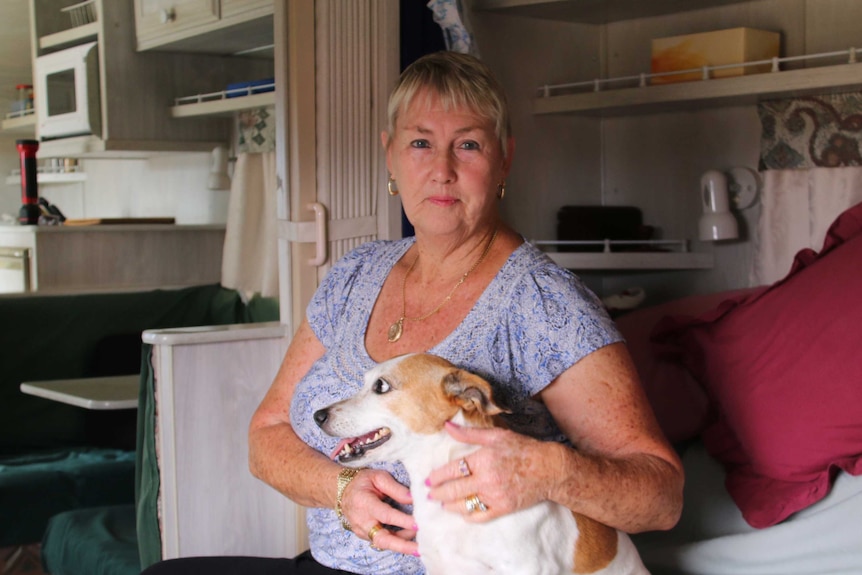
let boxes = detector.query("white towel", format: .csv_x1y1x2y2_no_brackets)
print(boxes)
751,167,862,285
221,151,278,299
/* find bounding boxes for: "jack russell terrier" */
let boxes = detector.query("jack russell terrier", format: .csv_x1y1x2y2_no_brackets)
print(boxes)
315,353,649,575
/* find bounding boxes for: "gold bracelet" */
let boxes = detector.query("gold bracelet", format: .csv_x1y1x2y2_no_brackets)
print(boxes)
335,467,363,531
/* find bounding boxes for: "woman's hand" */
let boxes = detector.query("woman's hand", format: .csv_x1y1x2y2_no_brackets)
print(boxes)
424,422,557,522
341,468,420,556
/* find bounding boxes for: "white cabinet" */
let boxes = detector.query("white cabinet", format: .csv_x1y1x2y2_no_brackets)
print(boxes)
29,0,272,158
133,0,219,47
134,0,273,54
133,0,275,123
142,323,305,561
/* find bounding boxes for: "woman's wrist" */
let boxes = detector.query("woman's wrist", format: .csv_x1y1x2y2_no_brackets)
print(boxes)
335,467,365,531
541,440,581,505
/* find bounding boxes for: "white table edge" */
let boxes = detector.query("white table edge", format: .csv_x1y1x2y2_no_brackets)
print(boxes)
20,374,140,410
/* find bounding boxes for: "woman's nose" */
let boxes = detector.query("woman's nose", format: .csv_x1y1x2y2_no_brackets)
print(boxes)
431,150,456,183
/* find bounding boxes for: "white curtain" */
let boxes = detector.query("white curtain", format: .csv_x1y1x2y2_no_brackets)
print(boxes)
221,151,278,299
750,167,862,285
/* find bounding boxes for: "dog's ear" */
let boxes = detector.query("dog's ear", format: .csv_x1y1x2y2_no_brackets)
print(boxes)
442,370,506,416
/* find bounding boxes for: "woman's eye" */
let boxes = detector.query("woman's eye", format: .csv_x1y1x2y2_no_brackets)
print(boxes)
373,378,391,394
410,139,430,149
460,140,480,151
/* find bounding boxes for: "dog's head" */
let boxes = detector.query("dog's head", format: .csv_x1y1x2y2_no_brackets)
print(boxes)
314,353,506,466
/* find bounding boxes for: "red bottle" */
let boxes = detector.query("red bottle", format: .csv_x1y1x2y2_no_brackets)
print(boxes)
17,139,40,225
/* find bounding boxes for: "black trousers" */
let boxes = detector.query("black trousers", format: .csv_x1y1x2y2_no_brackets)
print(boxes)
140,550,356,575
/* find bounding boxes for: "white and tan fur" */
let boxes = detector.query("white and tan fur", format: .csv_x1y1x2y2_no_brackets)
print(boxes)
315,353,649,575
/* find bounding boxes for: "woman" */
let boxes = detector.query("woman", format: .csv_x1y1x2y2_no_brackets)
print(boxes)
144,51,682,575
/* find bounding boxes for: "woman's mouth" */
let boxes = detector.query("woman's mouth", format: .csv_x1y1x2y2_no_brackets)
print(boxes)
427,196,459,207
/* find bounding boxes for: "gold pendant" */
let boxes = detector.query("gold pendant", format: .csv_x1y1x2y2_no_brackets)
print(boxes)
387,318,403,343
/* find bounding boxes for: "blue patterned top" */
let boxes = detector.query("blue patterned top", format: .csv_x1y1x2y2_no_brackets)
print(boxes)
290,237,621,574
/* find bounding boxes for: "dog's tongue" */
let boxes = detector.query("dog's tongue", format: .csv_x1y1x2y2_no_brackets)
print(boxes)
330,439,351,460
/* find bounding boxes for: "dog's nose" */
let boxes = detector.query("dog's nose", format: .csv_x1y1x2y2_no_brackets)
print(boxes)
313,408,328,427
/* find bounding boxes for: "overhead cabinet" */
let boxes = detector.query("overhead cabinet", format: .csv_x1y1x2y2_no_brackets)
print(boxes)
29,0,272,157
133,0,273,54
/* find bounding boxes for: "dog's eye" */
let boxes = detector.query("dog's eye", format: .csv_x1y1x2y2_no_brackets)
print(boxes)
373,378,391,394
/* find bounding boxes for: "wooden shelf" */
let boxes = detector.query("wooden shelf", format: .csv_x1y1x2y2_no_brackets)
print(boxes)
472,0,750,24
5,172,87,186
35,135,224,159
39,22,99,51
534,63,862,116
546,251,714,270
1,113,36,135
170,91,276,119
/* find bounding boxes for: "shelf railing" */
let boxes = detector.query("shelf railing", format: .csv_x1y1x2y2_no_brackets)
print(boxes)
538,46,861,98
171,82,276,118
5,108,36,121
530,239,714,270
173,81,276,107
532,239,691,253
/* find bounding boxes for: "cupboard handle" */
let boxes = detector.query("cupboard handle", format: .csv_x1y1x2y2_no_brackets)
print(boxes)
308,202,328,267
160,8,176,24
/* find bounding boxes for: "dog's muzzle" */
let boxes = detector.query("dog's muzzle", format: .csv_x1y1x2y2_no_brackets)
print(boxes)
314,407,392,463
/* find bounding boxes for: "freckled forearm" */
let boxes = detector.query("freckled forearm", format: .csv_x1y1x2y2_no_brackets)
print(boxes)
248,421,339,509
542,441,683,533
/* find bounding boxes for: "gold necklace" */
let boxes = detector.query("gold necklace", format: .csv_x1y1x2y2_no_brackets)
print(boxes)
388,228,499,343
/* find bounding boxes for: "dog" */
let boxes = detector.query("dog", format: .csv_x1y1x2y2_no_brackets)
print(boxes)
314,353,649,575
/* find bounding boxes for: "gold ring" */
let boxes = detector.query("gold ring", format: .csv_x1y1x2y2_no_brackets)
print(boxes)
465,494,487,514
368,523,385,550
458,458,471,477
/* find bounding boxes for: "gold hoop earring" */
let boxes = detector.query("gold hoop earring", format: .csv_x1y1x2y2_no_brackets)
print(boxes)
387,176,399,196
497,182,506,199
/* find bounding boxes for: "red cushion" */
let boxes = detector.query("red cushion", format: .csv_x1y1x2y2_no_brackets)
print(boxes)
653,202,862,528
615,289,757,444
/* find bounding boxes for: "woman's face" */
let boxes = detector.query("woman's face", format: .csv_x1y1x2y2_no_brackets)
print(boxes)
384,90,513,240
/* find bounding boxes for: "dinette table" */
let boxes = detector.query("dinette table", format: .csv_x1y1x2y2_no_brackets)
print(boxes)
20,374,140,410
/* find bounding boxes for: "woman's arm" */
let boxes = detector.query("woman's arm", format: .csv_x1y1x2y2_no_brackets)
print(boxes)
248,319,417,553
248,319,333,507
426,342,683,533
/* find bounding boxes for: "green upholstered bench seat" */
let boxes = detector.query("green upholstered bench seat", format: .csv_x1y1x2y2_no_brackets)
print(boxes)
0,448,135,548
41,504,139,575
0,284,277,550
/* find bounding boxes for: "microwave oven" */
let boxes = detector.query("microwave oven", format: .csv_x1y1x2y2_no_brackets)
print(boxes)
35,41,101,140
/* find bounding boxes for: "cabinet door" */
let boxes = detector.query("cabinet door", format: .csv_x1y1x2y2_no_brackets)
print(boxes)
221,0,272,21
134,0,219,50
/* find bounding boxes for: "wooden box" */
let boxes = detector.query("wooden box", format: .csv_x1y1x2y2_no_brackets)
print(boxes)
651,27,780,85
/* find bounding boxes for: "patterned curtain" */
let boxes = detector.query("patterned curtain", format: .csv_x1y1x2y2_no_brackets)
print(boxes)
759,93,862,170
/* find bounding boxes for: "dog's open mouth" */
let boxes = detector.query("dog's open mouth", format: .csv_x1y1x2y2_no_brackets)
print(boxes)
330,427,392,462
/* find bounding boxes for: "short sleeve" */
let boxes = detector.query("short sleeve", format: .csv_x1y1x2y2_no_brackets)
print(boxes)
306,242,381,348
502,264,622,397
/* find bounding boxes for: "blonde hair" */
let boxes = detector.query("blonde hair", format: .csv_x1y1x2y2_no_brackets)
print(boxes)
386,51,512,158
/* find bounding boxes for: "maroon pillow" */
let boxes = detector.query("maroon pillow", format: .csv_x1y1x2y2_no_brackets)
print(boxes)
616,289,758,444
653,202,862,528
